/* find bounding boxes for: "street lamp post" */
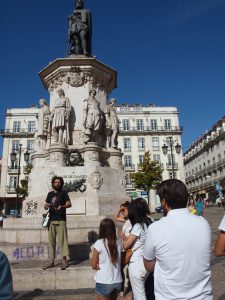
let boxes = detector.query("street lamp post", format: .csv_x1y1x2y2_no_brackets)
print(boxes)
162,137,181,179
10,144,30,217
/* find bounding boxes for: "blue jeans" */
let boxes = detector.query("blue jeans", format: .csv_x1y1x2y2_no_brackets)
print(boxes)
96,282,122,297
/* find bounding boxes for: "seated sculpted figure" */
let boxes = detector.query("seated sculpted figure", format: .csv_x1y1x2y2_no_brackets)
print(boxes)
83,89,101,143
51,89,71,144
105,98,120,148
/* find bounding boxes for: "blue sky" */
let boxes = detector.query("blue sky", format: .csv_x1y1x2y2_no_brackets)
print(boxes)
1,0,225,155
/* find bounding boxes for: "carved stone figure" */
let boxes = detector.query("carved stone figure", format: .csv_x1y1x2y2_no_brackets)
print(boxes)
105,98,120,148
68,0,92,56
51,89,71,144
83,89,101,143
35,99,50,150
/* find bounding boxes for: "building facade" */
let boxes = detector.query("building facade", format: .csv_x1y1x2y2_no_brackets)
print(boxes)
0,108,37,215
184,116,225,201
0,104,184,214
116,104,185,209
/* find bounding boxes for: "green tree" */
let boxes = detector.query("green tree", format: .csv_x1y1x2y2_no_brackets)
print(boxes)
17,179,29,199
129,151,162,209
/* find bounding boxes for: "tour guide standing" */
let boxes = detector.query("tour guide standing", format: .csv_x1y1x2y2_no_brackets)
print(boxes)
43,176,72,270
143,179,212,300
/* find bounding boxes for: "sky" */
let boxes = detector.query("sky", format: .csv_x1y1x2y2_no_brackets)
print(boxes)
1,0,225,155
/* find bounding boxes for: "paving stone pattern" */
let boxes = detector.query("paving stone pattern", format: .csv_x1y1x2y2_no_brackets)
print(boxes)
12,206,225,300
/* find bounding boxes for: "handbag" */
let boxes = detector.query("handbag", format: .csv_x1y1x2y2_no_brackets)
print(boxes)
121,248,133,266
42,209,50,228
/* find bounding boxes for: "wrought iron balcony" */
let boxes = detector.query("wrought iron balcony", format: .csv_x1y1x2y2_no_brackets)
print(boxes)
119,126,183,133
6,186,17,193
166,163,178,170
123,164,136,171
0,128,36,137
8,167,19,174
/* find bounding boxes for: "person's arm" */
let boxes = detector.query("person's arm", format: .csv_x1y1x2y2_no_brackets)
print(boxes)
143,227,156,272
0,252,13,300
114,207,125,223
44,193,51,210
91,248,100,270
143,258,156,272
214,230,225,257
123,234,137,250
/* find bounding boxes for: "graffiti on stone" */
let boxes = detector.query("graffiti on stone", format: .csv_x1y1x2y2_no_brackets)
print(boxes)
25,200,38,215
12,245,60,260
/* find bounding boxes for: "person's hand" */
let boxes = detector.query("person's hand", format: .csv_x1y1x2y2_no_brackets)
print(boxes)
96,263,100,270
54,205,62,211
44,203,50,210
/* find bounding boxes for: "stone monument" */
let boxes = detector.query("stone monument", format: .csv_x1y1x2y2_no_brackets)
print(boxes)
24,0,130,221
1,0,129,251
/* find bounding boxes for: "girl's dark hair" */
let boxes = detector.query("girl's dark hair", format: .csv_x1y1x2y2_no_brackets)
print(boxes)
156,179,188,209
99,218,118,265
120,201,130,209
128,198,150,228
51,176,64,189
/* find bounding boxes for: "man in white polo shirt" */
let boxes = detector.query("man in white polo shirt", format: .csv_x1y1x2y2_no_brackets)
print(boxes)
214,214,225,256
143,179,212,300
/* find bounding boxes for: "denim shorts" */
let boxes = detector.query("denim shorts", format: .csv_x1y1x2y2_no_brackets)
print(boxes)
96,282,122,297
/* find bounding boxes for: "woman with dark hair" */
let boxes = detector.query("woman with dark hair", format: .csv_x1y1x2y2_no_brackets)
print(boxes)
92,218,122,300
123,198,151,300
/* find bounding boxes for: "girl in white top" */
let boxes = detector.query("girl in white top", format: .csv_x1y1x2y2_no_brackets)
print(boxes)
92,218,122,300
123,198,151,300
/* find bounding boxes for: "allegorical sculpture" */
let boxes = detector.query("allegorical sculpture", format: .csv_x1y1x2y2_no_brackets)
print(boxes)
82,89,102,143
67,0,92,56
51,89,72,144
105,99,120,148
35,99,50,150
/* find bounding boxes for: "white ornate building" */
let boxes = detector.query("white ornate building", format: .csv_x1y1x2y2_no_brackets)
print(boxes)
184,116,225,201
0,104,185,213
0,107,38,215
115,104,185,208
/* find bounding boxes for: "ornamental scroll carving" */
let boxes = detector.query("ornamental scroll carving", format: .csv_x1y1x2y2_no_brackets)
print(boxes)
88,169,103,190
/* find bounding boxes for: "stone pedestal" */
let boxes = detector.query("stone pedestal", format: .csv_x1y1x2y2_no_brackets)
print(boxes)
107,148,123,170
48,143,68,167
83,143,101,167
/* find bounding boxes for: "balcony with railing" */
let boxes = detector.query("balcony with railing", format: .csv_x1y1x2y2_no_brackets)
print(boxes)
6,186,17,193
119,126,183,133
123,164,136,171
0,128,36,137
126,183,135,189
166,163,178,170
8,167,19,174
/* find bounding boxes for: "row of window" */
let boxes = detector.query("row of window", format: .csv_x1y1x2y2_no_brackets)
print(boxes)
12,121,36,133
123,154,175,166
123,137,174,151
186,153,225,177
121,119,172,131
11,140,34,151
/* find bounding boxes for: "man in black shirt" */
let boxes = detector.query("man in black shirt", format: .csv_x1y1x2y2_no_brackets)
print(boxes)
42,176,72,270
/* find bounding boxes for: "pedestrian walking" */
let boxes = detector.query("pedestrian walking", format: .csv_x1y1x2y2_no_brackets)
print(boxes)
42,176,72,270
123,198,151,300
0,251,13,300
143,179,213,300
214,214,225,256
195,197,204,216
92,218,122,300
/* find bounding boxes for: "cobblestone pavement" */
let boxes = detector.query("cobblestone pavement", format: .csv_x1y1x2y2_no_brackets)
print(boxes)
13,206,225,300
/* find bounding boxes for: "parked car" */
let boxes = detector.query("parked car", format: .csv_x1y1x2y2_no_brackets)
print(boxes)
155,205,163,213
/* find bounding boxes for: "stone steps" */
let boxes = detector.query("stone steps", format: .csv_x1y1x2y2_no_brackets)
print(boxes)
11,260,95,291
0,215,105,244
0,242,92,262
